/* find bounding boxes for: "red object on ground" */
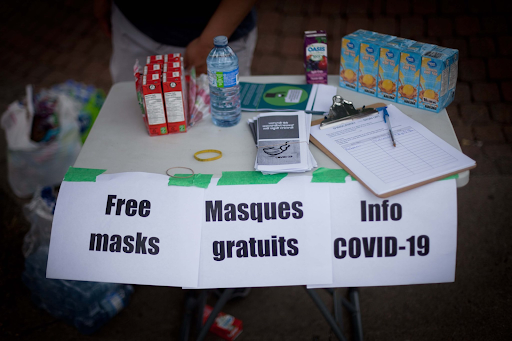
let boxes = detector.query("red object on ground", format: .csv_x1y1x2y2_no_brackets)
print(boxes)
202,304,243,341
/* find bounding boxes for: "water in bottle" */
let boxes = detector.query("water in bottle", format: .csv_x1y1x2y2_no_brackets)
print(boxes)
207,36,241,127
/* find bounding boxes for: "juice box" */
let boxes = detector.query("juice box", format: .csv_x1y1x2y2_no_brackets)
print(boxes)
202,304,243,341
142,73,168,136
357,33,396,97
162,72,187,133
146,55,165,64
418,46,458,112
340,32,364,91
304,30,328,84
398,42,436,107
143,63,162,75
377,37,415,102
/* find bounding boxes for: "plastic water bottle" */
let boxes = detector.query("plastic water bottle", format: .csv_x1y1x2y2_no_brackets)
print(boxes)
207,36,241,127
22,246,134,334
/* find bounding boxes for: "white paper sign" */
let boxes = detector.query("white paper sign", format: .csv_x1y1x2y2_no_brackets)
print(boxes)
309,179,457,288
47,172,204,287
194,176,332,288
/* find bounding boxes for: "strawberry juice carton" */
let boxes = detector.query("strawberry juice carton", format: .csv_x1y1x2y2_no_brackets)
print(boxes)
304,30,328,84
162,71,187,133
142,73,168,136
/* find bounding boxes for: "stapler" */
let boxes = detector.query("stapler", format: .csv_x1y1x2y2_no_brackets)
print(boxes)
320,95,378,129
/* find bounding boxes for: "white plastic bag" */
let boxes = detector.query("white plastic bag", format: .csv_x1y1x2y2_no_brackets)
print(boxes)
1,88,82,198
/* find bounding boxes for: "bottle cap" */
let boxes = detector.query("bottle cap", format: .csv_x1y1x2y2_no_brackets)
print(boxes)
213,36,228,47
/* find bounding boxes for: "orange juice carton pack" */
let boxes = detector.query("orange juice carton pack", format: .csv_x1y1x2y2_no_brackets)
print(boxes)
357,33,396,97
339,30,374,91
377,37,415,102
398,42,436,108
162,72,187,133
304,30,328,84
142,73,168,136
202,304,243,341
419,46,458,112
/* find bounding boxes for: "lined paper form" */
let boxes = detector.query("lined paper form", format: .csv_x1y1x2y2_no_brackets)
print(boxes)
311,104,476,196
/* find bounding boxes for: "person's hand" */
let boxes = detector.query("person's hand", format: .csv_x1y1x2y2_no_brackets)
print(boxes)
184,37,213,75
94,0,112,37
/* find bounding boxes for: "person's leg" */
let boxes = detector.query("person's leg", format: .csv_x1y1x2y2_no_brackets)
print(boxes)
229,28,258,76
109,4,185,83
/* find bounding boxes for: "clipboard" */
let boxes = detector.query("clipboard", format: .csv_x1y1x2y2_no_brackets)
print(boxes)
309,102,476,198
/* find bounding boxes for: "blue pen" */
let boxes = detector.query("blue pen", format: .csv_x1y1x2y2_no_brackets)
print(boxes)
377,106,396,147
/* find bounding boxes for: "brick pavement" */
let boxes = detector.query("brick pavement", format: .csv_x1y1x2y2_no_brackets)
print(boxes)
0,0,511,340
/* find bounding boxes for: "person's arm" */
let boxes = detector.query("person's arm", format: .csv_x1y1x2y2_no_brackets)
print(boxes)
184,0,257,74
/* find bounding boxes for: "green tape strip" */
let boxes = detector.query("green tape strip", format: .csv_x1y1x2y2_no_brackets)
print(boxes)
63,167,106,182
441,174,459,181
217,171,287,185
311,167,355,183
168,174,213,189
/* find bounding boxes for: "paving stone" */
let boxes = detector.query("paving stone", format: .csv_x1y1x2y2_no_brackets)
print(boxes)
281,15,305,36
428,17,453,38
474,125,505,143
441,38,468,58
495,156,512,175
329,38,341,61
472,82,501,102
497,36,512,56
281,57,303,75
400,16,425,38
280,0,302,15
490,103,512,124
481,16,509,35
372,0,384,16
386,0,411,15
463,149,500,175
320,0,342,17
254,34,277,55
256,11,281,34
501,81,512,102
412,0,437,15
251,54,282,75
346,16,371,34
447,105,464,126
279,36,303,59
373,17,398,36
455,16,481,36
488,58,512,80
346,0,369,15
467,0,495,14
330,18,346,40
469,37,496,58
460,103,491,124
304,15,329,32
458,58,487,82
483,144,512,159
503,126,512,143
256,0,277,11
440,0,466,14
454,126,474,141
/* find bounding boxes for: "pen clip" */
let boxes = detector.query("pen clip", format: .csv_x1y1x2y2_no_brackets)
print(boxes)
376,106,389,123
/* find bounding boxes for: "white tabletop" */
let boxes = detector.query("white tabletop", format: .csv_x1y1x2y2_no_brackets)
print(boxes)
75,75,469,187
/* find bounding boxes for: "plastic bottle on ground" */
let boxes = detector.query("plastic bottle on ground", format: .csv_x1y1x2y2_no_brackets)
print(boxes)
206,36,241,127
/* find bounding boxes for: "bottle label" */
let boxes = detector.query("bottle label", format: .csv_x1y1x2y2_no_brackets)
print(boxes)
208,68,239,88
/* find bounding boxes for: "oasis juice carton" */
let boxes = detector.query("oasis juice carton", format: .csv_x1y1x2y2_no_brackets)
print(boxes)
419,46,458,112
357,33,395,97
377,37,415,102
398,42,436,107
304,30,328,84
